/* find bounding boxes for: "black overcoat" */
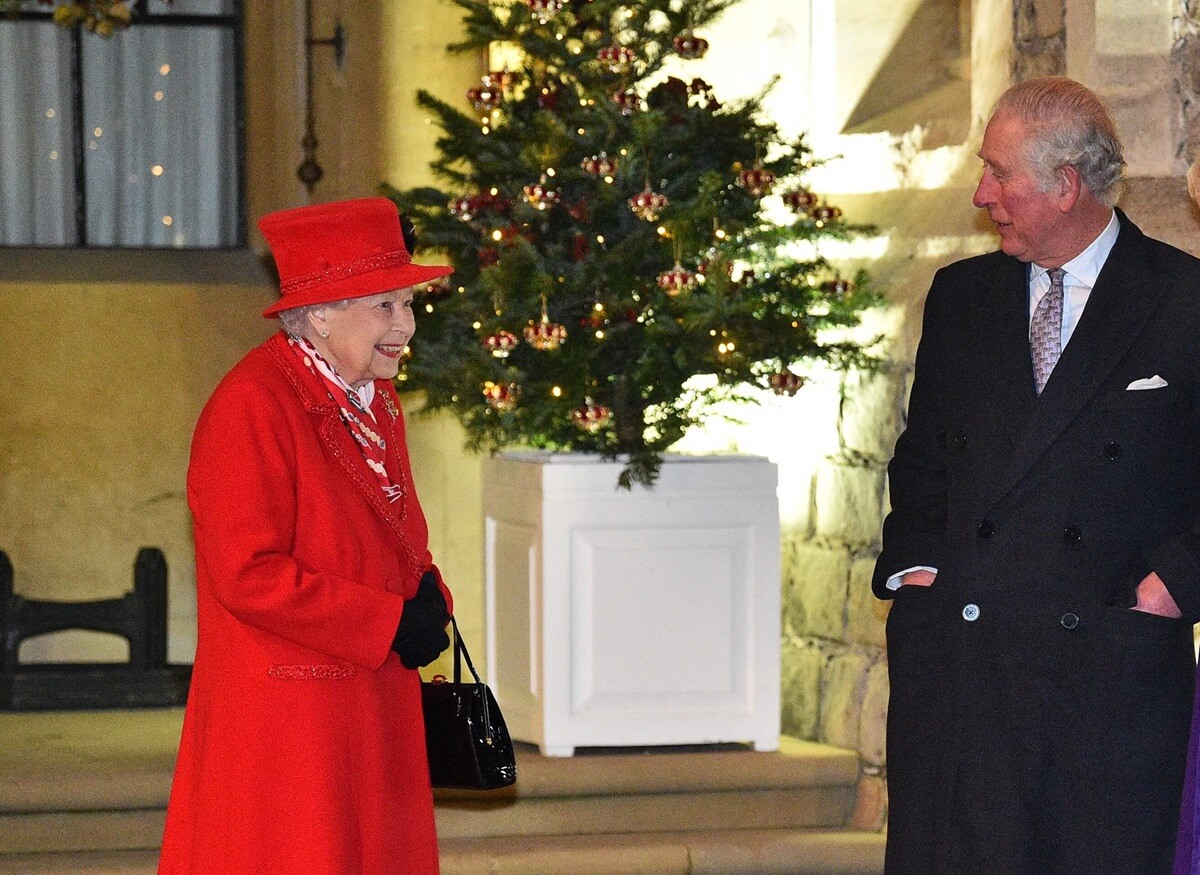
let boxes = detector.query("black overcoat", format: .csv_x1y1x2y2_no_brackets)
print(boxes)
874,211,1200,874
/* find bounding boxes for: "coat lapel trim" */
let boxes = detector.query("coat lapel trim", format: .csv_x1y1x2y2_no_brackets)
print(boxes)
986,212,1162,510
265,334,414,551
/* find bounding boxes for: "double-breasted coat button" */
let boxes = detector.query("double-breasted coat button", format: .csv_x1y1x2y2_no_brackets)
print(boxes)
962,603,980,622
1063,525,1082,543
977,520,995,538
952,429,967,450
1104,441,1122,459
1060,612,1080,629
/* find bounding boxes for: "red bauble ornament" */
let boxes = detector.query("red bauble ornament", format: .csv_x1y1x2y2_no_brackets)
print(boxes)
597,44,637,74
612,89,642,116
580,151,618,178
783,188,818,216
537,82,562,109
527,0,563,23
812,203,843,225
466,85,502,112
628,187,668,221
524,317,568,351
483,330,520,358
571,232,590,262
478,247,499,267
821,278,854,300
523,178,561,211
482,69,521,91
769,371,805,396
448,195,475,221
673,30,709,59
570,398,612,433
581,302,608,330
737,165,776,197
657,262,697,296
483,381,520,411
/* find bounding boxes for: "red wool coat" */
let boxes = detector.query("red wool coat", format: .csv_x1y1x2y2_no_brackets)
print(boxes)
159,332,451,875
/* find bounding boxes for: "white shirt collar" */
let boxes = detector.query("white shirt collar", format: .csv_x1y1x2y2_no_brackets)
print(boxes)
1029,210,1119,288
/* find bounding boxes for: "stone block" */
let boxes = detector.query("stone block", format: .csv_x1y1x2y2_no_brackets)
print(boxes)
818,648,871,751
859,657,890,767
850,772,889,832
780,637,823,740
1014,40,1066,80
1177,36,1200,100
814,461,885,548
839,369,906,462
847,554,888,648
783,540,851,640
1015,0,1064,41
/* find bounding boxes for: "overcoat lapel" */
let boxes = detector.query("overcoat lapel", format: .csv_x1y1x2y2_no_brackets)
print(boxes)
988,257,1038,437
985,213,1161,510
267,334,410,544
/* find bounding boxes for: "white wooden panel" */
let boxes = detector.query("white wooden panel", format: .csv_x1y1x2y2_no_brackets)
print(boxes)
483,452,781,755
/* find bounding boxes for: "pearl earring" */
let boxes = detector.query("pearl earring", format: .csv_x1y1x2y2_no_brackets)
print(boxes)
320,330,329,338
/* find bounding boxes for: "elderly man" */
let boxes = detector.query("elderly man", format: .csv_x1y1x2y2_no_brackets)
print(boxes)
874,76,1200,873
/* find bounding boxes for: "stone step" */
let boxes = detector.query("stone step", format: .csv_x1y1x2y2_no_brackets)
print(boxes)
0,829,885,875
0,850,160,875
0,710,877,871
440,829,886,874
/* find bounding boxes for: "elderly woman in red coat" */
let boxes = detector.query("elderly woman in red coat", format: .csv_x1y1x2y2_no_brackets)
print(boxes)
159,198,454,874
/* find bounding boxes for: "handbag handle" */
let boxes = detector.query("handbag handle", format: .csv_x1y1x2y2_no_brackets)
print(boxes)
446,616,499,745
449,616,483,686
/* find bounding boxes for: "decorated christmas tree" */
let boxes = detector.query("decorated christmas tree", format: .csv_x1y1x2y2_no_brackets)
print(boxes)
386,0,879,487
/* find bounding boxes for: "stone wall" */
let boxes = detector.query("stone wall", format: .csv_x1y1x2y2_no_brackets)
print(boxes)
779,366,905,830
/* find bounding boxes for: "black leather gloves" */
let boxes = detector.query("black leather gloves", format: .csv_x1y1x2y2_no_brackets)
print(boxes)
392,570,451,669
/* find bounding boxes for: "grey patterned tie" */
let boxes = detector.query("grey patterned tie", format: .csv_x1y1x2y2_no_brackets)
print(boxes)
1031,267,1065,394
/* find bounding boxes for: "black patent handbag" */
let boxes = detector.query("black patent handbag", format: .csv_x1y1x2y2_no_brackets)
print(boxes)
421,617,517,790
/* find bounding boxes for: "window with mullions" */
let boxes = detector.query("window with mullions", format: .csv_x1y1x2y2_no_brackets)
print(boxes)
0,0,244,248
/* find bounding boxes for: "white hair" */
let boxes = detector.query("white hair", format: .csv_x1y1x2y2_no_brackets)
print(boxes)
993,77,1125,207
275,299,351,338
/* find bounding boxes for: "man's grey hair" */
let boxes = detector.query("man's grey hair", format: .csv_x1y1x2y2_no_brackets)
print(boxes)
992,76,1125,207
276,299,351,338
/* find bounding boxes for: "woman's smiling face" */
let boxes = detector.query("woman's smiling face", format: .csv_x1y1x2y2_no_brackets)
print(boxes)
312,288,416,388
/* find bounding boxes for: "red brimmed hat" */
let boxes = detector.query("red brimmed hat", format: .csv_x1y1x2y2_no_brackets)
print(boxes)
258,197,453,318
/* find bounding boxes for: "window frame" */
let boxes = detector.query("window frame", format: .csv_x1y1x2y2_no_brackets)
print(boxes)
5,0,247,250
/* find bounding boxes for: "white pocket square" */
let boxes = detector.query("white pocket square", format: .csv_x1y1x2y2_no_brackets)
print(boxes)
1126,375,1168,391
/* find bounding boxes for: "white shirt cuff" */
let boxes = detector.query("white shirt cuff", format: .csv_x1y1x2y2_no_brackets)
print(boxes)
886,565,939,590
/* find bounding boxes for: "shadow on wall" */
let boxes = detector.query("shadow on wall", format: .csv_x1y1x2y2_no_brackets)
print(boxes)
842,0,970,148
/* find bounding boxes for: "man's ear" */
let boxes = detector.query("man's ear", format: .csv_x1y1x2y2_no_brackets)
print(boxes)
1057,163,1082,213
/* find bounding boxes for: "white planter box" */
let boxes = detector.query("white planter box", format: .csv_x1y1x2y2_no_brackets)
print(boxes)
483,451,781,756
